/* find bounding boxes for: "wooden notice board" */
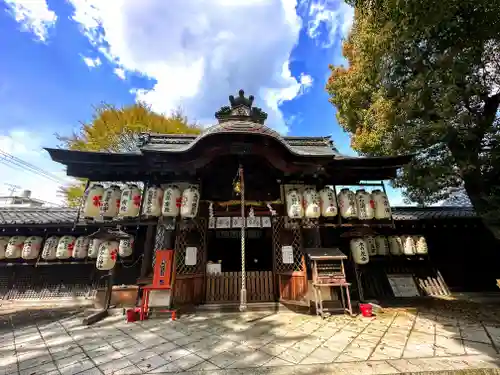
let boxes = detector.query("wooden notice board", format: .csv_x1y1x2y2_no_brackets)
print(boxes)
387,274,420,297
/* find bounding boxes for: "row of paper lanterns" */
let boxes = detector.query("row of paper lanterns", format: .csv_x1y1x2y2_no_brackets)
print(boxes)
82,184,200,219
350,235,429,264
0,236,134,270
286,187,392,220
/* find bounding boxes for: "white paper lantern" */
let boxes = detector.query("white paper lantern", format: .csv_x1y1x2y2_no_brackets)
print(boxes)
41,236,59,260
365,236,378,256
372,190,392,219
414,235,428,255
22,236,43,260
162,185,182,217
96,241,119,270
350,238,369,264
355,189,375,220
88,238,103,259
118,236,134,257
118,184,142,217
319,187,338,217
56,236,76,259
286,189,304,219
0,237,10,260
338,188,357,219
100,185,121,218
180,185,200,218
142,186,163,217
388,236,403,255
5,236,25,259
82,184,105,218
401,235,416,256
303,188,321,219
375,236,389,256
73,236,90,259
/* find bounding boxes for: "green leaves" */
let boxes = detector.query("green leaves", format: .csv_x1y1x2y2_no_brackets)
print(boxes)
327,0,500,236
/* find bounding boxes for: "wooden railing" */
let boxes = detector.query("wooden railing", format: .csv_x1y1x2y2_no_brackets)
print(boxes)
206,271,274,303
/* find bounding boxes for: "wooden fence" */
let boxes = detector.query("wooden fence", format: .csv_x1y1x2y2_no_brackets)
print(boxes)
206,271,275,303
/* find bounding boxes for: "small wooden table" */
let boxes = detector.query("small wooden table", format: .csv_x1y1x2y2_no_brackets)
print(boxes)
306,247,354,318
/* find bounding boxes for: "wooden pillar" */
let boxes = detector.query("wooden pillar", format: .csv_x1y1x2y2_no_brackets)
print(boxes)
140,224,156,279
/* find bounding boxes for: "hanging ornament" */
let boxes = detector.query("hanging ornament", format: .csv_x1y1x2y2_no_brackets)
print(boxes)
266,203,277,216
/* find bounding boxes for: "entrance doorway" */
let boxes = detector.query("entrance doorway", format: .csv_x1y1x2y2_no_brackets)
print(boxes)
205,228,275,303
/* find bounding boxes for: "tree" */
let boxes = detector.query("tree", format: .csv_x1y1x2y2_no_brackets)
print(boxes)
57,102,201,206
327,0,500,238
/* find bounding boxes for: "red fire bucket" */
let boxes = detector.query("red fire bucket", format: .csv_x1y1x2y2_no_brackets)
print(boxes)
126,308,139,323
359,303,373,317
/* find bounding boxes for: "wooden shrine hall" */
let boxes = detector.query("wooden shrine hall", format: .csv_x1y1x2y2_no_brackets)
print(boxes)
33,89,496,314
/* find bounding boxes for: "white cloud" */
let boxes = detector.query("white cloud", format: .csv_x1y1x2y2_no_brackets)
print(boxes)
82,55,102,68
67,0,313,133
305,0,354,48
0,130,74,206
4,0,57,42
114,67,126,80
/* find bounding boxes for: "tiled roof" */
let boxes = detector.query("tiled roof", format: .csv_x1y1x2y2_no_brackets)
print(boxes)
0,206,477,226
0,208,78,225
391,206,477,220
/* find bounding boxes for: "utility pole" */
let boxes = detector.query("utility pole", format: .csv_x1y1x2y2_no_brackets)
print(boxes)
4,183,20,196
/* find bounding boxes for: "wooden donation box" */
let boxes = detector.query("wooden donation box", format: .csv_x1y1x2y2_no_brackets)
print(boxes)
306,248,353,318
140,249,176,321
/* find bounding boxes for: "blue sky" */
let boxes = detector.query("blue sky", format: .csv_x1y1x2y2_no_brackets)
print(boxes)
0,0,407,206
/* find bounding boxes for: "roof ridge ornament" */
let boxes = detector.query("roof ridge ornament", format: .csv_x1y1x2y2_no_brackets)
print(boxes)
215,89,268,124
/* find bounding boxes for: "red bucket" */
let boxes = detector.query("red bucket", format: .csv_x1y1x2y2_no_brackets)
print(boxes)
126,308,139,323
359,303,373,317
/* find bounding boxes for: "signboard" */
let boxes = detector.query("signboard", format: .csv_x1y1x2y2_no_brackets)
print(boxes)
185,247,197,266
246,216,261,228
231,217,244,228
216,230,262,239
216,217,231,229
387,274,420,297
282,245,294,264
261,217,272,228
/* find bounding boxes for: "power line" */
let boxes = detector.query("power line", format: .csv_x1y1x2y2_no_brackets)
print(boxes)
0,149,68,185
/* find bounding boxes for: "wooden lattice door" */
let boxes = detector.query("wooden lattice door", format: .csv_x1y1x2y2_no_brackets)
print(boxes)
272,217,308,306
173,218,207,306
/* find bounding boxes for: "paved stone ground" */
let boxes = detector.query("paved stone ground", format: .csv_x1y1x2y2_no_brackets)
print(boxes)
1,304,500,374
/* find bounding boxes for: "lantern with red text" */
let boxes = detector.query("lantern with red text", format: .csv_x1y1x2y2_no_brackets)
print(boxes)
100,185,121,219
286,189,304,219
319,187,337,217
73,236,90,259
355,189,374,220
0,237,10,260
118,184,142,218
142,186,163,217
5,236,26,259
56,236,76,259
82,184,105,219
372,190,392,219
180,185,200,218
303,188,321,219
338,188,357,219
162,185,182,217
96,241,119,270
41,236,59,260
22,236,43,260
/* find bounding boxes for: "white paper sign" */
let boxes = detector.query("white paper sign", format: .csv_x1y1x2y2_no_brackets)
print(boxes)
216,217,231,229
185,247,197,266
282,245,294,264
246,216,261,228
261,217,272,228
231,217,244,228
206,263,221,274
